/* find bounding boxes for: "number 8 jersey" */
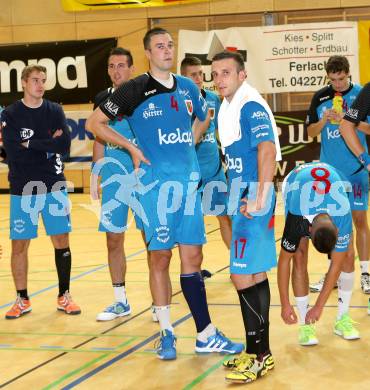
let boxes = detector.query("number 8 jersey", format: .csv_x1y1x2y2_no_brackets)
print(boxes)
282,162,352,252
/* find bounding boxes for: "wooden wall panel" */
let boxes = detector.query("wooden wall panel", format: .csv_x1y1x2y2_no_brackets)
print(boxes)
11,0,75,25
12,23,77,43
210,0,273,14
274,0,341,11
0,27,13,43
76,18,147,40
341,0,370,6
75,7,147,22
147,2,210,18
0,1,12,26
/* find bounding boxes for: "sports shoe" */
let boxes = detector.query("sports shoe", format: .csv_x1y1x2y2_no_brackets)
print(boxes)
224,351,274,373
57,291,81,315
334,313,360,340
360,273,370,294
225,353,271,383
5,296,32,319
156,329,177,360
298,324,319,346
151,305,159,322
96,301,131,321
309,274,338,293
195,329,244,354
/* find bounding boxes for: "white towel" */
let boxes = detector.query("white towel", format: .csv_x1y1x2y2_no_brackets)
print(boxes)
218,81,281,161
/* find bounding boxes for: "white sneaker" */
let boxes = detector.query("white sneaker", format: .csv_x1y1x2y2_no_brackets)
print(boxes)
96,301,131,321
309,274,338,293
360,273,370,294
151,306,159,322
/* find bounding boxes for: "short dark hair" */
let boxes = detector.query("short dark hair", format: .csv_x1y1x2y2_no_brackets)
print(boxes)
108,47,133,67
312,225,337,254
325,55,350,74
212,50,245,72
180,56,202,75
143,27,171,50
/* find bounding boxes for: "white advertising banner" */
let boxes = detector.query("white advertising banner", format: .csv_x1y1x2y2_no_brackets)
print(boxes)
177,21,359,93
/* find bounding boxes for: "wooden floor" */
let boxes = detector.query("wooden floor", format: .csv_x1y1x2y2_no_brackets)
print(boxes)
0,193,369,390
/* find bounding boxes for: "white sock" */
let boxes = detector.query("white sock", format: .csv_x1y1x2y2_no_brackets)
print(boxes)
113,285,127,304
295,295,309,325
360,261,369,274
197,323,216,342
337,271,354,319
154,305,174,332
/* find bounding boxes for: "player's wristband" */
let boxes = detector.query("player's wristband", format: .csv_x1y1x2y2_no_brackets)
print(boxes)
358,152,370,167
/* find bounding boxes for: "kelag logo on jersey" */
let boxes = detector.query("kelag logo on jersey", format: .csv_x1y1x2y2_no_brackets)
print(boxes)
225,153,243,173
158,128,193,146
200,133,215,143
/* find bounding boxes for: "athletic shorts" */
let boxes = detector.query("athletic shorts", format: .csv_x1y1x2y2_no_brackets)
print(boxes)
138,180,206,251
200,166,228,216
10,190,71,240
347,170,369,211
230,190,277,275
99,178,142,233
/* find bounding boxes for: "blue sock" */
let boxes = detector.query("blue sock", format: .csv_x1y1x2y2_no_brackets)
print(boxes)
180,272,211,333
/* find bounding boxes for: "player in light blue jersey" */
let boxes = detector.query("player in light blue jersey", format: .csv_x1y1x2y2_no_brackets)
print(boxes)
90,47,156,322
180,56,231,249
212,51,278,384
87,28,243,361
278,162,360,346
307,56,370,294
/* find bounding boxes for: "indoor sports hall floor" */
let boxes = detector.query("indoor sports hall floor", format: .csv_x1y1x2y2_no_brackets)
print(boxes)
0,193,369,389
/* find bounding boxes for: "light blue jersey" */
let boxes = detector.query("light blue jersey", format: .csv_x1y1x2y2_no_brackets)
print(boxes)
101,116,136,180
196,89,221,179
283,162,352,251
307,83,367,177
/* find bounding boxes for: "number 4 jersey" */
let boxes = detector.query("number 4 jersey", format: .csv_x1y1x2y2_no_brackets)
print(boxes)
282,162,352,252
100,73,207,184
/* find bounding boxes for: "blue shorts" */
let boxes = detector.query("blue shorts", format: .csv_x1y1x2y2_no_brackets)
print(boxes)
99,178,142,233
230,190,277,275
138,180,206,250
10,190,71,240
201,167,228,216
347,170,369,211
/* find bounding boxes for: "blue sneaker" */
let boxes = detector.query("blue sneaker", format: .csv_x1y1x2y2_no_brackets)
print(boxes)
96,301,131,321
195,329,244,354
156,329,177,360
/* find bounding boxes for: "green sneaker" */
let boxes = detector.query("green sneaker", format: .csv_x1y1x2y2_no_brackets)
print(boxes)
334,313,360,340
298,324,318,346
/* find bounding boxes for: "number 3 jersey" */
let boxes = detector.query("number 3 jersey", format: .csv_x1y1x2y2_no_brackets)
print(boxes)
282,162,352,252
1,100,70,195
306,83,367,177
100,73,207,184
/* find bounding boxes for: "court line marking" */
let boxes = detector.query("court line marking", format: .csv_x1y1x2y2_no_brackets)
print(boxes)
0,228,281,388
183,356,229,390
56,314,193,390
0,248,146,310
